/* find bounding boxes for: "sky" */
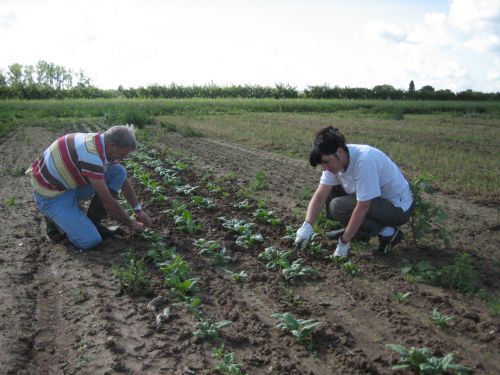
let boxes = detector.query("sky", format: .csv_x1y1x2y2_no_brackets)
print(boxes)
1,0,499,92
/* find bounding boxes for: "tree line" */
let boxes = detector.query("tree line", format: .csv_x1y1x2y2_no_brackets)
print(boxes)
1,62,498,101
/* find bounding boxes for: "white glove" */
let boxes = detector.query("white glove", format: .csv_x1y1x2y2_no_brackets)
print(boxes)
294,221,314,249
333,238,350,257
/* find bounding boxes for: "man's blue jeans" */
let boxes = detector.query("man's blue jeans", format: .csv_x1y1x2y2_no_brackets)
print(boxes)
33,164,127,250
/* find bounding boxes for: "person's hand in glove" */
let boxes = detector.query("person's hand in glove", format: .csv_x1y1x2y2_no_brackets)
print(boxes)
333,238,350,257
294,221,314,249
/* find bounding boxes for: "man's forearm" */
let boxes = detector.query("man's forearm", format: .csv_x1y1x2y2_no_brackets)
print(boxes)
342,201,370,242
121,178,140,209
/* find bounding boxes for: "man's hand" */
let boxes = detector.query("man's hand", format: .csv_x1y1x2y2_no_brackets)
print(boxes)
129,220,144,231
294,221,314,249
135,211,152,227
333,239,350,257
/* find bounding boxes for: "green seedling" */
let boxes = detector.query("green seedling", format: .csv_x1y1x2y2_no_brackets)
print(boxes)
206,181,223,194
341,261,361,277
191,195,215,210
172,160,188,171
140,228,163,243
327,254,349,268
235,233,264,248
219,217,253,234
194,320,232,341
164,199,187,217
386,344,470,374
253,208,281,226
395,291,411,304
272,312,320,350
175,184,198,195
431,308,454,329
282,259,319,280
174,210,202,234
258,247,291,270
250,170,268,191
281,225,296,243
145,244,175,265
6,197,16,207
212,342,226,360
233,199,251,210
159,254,191,281
308,233,327,255
112,252,151,296
409,174,449,247
230,270,248,284
215,352,247,375
167,276,200,299
194,239,232,265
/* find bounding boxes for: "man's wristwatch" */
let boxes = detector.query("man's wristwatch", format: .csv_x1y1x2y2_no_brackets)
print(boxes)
134,203,142,212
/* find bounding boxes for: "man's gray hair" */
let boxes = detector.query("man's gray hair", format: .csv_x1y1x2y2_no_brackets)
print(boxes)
104,124,137,149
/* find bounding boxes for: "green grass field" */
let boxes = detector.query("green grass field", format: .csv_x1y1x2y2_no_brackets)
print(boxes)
2,98,499,201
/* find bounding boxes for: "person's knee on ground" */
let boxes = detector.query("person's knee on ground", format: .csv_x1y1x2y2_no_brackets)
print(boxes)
71,232,103,250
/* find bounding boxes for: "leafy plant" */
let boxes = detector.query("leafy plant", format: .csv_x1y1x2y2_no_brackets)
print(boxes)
282,259,319,280
395,291,411,304
258,247,292,270
140,228,163,243
191,195,215,210
165,199,187,217
215,352,247,375
233,199,251,210
281,225,296,243
409,174,449,247
174,210,202,234
438,252,476,294
6,197,16,207
235,233,264,248
194,320,232,341
341,261,361,277
272,312,320,350
145,244,175,265
112,251,151,296
308,233,327,255
206,181,223,194
386,344,470,374
327,254,350,268
253,208,281,226
431,308,454,329
250,170,268,191
175,184,198,195
231,270,248,284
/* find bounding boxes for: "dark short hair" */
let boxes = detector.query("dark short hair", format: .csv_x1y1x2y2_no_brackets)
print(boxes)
309,126,348,167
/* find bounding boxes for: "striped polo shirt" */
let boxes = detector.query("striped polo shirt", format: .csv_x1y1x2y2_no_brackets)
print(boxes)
30,133,107,197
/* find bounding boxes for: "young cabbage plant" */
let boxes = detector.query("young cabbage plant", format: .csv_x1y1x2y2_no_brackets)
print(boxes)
194,320,232,341
386,344,470,374
253,208,281,226
430,308,454,329
341,261,362,277
175,184,198,196
191,195,215,210
281,225,296,243
174,210,202,234
395,291,411,304
272,312,320,350
258,247,291,270
235,233,264,248
282,259,320,280
233,199,251,210
215,352,247,375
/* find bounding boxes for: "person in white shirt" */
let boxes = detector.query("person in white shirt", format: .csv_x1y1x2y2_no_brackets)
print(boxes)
294,126,413,257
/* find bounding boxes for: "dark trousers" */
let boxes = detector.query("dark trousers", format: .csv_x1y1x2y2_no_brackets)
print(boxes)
326,185,412,237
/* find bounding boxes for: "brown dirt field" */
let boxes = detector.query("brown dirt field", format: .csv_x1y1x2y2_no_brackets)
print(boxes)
0,126,498,375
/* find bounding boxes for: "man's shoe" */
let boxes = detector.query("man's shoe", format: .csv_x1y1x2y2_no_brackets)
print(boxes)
326,228,371,245
374,229,404,254
45,217,66,242
95,223,121,239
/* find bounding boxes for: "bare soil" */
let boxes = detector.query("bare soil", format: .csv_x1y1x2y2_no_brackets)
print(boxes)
0,127,498,375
